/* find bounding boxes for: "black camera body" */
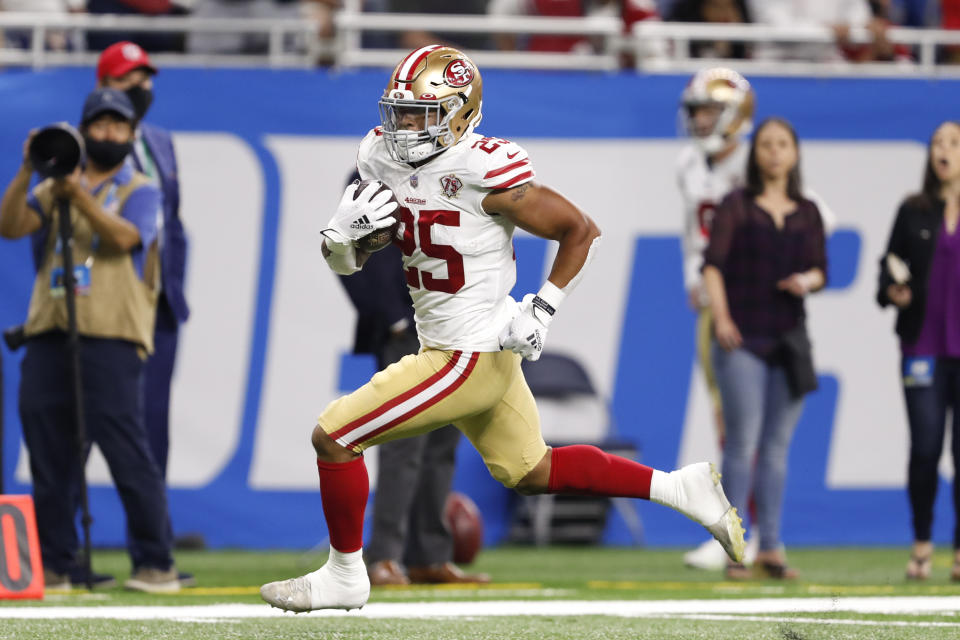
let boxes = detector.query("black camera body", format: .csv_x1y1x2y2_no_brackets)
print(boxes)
2,325,25,351
28,123,85,179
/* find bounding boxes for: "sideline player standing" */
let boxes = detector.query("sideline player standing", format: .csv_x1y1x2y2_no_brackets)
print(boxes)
260,46,745,612
676,68,835,570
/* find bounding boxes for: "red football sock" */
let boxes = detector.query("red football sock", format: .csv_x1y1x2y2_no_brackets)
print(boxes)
316,457,368,553
547,445,653,499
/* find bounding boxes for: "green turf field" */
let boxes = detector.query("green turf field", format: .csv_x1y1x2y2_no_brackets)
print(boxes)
2,546,960,639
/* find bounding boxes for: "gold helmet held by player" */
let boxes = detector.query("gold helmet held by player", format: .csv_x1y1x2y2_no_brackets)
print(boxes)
379,45,483,163
680,67,755,155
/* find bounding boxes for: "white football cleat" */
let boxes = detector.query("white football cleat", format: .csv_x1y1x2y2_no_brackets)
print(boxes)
743,530,759,566
652,462,746,564
260,560,370,613
683,538,728,570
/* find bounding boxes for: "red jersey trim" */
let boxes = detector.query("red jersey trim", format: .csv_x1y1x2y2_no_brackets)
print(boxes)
490,171,534,190
484,159,529,179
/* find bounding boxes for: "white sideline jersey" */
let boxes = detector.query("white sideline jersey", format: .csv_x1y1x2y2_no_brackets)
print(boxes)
676,142,837,293
357,128,535,352
676,143,749,293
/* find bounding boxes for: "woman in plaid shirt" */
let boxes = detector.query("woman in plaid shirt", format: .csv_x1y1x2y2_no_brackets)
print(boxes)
702,117,828,580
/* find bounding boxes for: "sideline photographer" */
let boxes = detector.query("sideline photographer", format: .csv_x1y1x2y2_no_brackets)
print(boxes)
0,88,181,593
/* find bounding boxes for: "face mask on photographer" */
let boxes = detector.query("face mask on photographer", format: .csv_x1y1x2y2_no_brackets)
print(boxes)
83,136,133,170
125,85,153,121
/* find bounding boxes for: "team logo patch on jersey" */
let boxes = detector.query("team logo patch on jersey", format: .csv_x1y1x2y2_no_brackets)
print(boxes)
440,174,463,198
444,60,474,88
410,174,419,188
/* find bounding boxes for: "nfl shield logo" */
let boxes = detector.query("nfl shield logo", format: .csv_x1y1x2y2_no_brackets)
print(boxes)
410,174,419,188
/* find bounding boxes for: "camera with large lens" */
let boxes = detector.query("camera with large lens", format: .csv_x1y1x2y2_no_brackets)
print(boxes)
28,123,85,179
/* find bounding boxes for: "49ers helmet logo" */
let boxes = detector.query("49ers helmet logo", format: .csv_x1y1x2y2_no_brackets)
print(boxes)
444,60,474,88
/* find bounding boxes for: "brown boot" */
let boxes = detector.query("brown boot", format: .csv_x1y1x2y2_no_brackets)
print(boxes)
368,560,409,586
406,562,490,584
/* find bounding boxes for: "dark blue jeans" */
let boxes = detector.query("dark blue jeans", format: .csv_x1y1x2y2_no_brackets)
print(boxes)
902,356,960,547
19,333,174,574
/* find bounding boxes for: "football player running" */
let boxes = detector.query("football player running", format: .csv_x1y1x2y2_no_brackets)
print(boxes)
260,46,745,613
676,68,835,571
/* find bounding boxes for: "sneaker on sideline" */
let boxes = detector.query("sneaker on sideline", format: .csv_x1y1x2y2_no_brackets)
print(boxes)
43,569,71,591
683,537,728,570
685,529,759,570
124,567,181,593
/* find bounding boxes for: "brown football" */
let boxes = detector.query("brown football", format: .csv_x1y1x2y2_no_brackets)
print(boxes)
443,491,484,565
353,179,400,253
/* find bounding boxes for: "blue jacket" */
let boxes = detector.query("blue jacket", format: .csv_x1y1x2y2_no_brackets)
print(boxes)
339,244,415,357
139,121,189,324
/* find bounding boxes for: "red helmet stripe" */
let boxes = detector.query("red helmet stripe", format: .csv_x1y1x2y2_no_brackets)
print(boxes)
395,44,441,91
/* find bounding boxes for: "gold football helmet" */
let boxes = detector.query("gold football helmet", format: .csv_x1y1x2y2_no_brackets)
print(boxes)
680,67,755,155
379,45,483,163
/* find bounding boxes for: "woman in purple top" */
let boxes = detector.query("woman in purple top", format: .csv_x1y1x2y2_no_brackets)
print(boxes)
877,120,960,582
703,118,827,580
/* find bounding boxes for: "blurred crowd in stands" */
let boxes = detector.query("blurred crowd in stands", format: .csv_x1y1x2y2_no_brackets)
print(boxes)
0,0,957,64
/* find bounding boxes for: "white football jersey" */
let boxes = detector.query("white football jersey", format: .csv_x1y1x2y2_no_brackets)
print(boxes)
676,142,749,293
357,129,535,352
676,141,837,294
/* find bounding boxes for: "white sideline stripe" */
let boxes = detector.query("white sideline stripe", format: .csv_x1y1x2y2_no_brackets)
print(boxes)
674,614,960,628
2,597,960,621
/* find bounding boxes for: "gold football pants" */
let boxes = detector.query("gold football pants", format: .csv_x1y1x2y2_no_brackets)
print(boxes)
318,349,548,488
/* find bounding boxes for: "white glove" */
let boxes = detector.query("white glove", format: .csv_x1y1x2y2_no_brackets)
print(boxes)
499,293,554,362
321,180,398,250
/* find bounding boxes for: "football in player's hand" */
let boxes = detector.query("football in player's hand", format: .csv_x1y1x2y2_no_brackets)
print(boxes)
353,179,400,253
444,491,484,565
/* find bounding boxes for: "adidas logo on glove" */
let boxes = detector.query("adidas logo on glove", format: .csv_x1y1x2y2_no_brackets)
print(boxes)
350,215,373,230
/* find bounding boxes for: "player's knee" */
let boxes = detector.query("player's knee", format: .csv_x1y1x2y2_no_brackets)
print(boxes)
512,451,552,495
513,472,547,496
311,424,353,462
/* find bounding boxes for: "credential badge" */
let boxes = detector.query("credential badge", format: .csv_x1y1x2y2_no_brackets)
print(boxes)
440,174,463,198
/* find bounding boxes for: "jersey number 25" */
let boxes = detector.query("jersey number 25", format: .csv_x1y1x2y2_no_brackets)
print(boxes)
397,206,465,294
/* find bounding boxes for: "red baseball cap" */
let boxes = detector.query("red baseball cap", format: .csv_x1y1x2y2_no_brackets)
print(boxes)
96,41,157,81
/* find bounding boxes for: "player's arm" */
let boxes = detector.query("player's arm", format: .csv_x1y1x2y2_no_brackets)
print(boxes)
321,241,370,273
483,182,601,361
483,182,600,290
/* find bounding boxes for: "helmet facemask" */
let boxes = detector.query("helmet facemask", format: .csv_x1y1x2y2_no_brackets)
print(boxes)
682,99,740,155
379,90,474,164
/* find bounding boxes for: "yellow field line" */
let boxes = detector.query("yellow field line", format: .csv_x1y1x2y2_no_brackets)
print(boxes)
588,580,960,596
170,582,543,596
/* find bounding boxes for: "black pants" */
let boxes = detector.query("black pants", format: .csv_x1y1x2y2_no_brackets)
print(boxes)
19,333,174,574
365,331,461,567
902,356,960,548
